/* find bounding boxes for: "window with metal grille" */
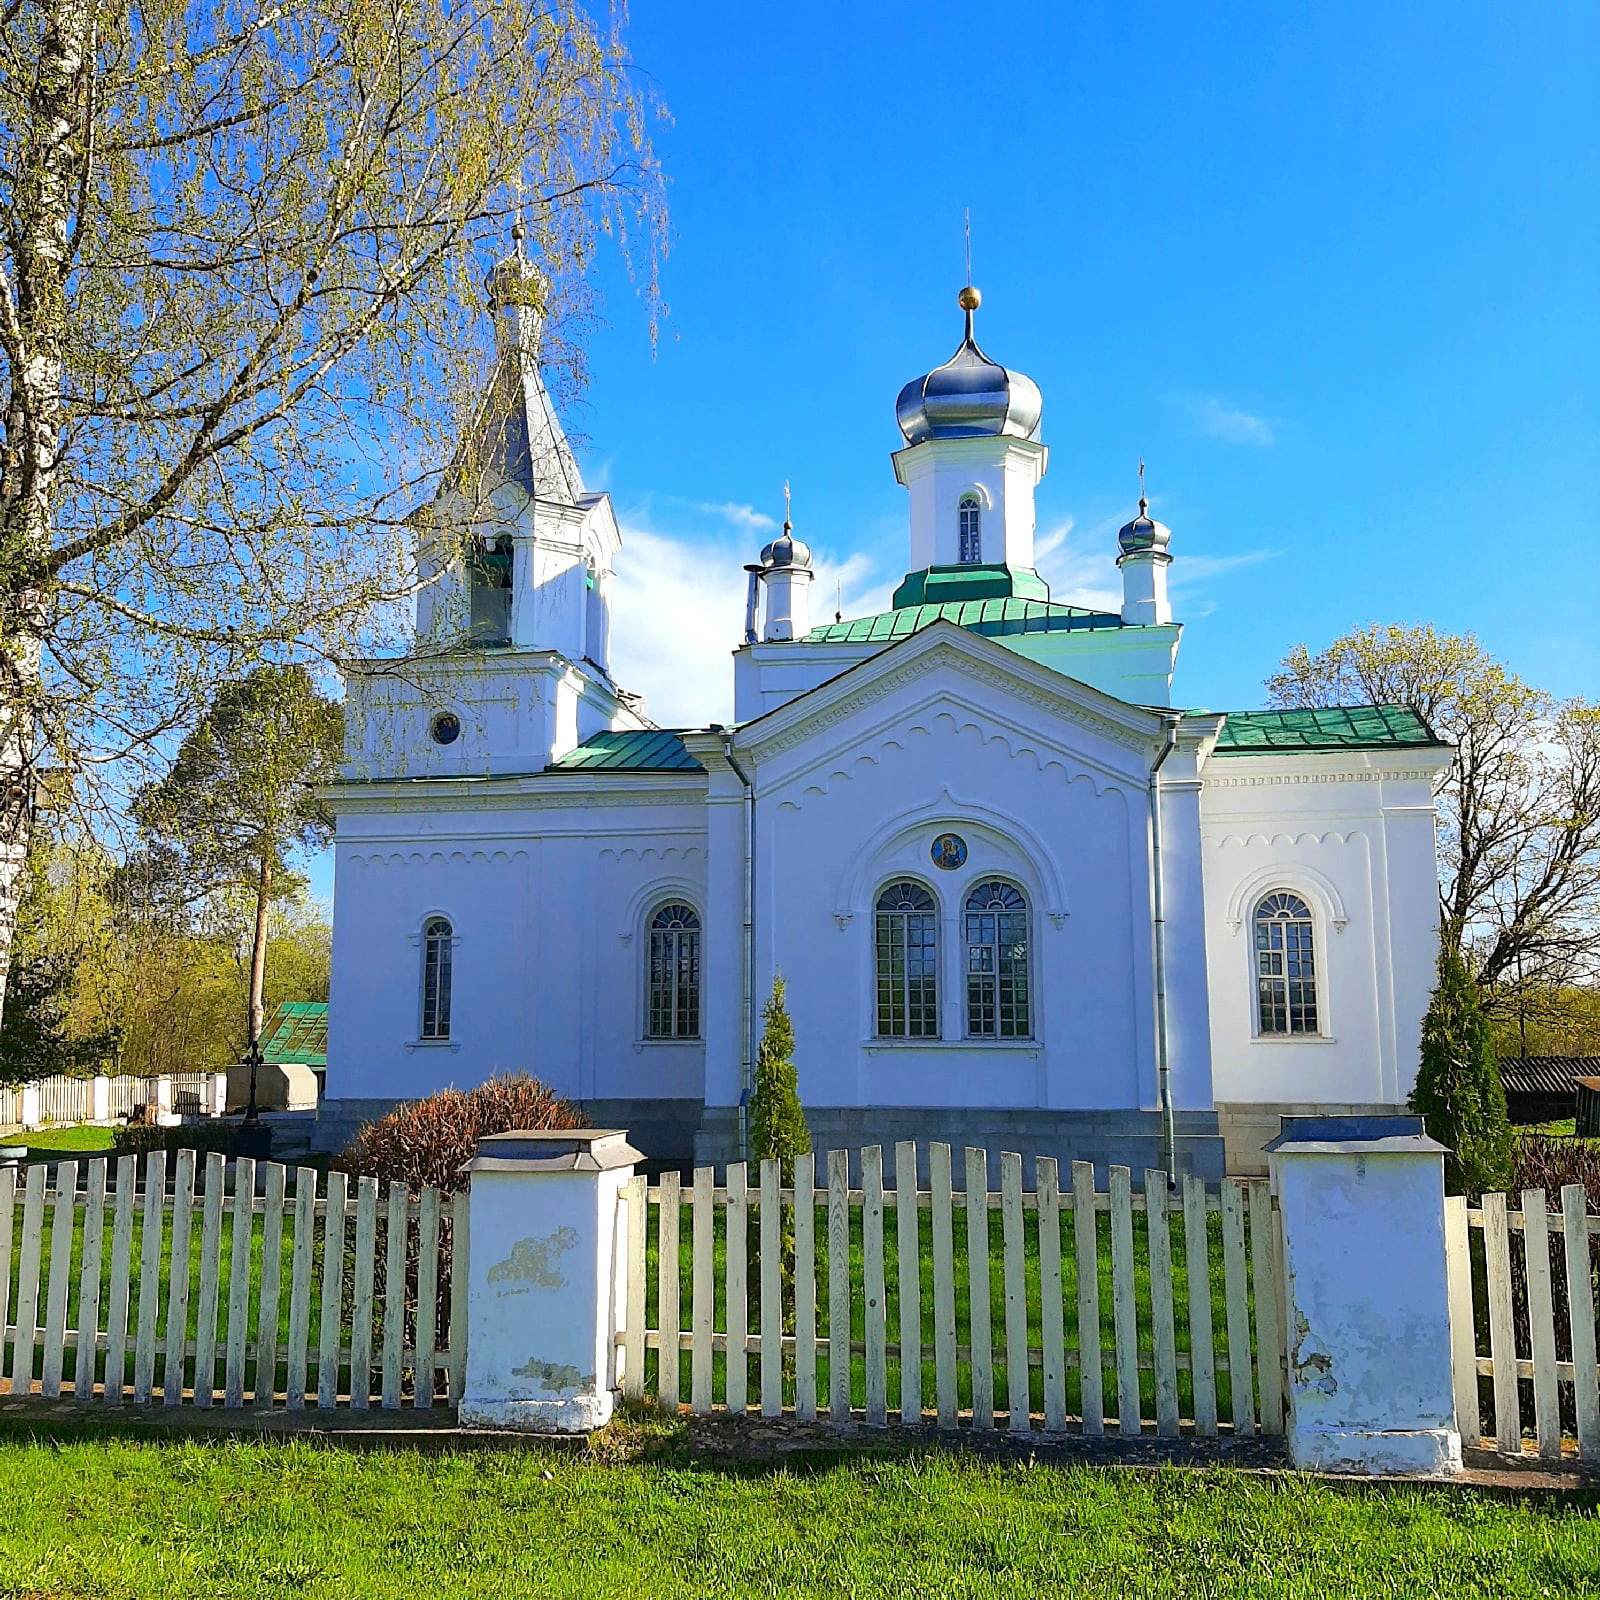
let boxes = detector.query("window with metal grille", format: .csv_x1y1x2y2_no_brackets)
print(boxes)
958,495,982,564
964,880,1030,1038
421,917,453,1040
1254,891,1318,1035
647,902,701,1039
875,880,939,1037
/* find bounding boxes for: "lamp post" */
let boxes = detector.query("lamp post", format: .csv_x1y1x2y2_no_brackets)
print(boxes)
243,1035,264,1127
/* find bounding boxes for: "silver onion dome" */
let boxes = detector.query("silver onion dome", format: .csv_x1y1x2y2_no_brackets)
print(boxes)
760,522,812,570
895,286,1043,447
1117,497,1172,556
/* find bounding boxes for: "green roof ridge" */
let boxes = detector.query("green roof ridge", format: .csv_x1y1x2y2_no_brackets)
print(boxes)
807,594,1122,646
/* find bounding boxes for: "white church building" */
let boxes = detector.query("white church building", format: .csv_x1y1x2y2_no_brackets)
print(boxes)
323,254,1452,1177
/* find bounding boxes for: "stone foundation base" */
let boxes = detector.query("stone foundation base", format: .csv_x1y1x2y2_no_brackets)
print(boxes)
312,1095,704,1164
459,1391,615,1434
1216,1101,1404,1176
698,1105,1226,1186
1288,1424,1462,1477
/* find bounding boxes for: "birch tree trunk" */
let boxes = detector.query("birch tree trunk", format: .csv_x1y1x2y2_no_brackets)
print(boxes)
0,0,94,1014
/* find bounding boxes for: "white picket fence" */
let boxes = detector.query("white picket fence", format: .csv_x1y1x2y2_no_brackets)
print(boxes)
620,1145,1287,1437
0,1154,464,1408
0,1071,226,1131
1446,1187,1600,1463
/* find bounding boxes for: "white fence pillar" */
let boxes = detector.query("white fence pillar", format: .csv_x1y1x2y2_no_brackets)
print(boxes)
19,1084,40,1131
209,1072,228,1118
1267,1114,1461,1476
91,1075,111,1123
458,1128,642,1433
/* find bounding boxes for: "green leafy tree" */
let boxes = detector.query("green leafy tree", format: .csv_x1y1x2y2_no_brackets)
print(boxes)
1268,624,1600,1000
1410,947,1513,1196
0,0,667,1024
749,971,810,1181
128,665,342,1052
0,828,114,1081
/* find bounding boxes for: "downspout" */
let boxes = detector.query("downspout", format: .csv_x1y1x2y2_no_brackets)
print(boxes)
722,733,756,1161
1149,713,1182,1181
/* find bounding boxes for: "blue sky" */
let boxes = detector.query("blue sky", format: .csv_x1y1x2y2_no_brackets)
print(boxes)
306,0,1597,902
570,0,1598,727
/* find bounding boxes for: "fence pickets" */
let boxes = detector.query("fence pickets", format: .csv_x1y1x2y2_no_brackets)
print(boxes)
0,1152,459,1410
621,1143,1289,1439
1448,1182,1600,1462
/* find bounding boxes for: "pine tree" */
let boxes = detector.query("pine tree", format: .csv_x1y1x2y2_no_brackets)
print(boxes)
1409,947,1513,1196
749,972,810,1182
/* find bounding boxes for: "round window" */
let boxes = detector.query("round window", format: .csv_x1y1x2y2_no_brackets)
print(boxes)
430,711,462,746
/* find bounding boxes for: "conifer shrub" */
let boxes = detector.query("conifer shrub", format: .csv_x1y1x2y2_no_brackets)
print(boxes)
340,1072,588,1197
1408,948,1513,1196
749,972,810,1183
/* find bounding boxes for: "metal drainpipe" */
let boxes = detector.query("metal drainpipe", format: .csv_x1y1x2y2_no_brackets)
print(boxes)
1149,713,1182,1182
722,733,756,1162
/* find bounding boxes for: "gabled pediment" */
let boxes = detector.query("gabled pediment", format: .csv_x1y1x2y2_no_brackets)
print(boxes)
733,620,1169,780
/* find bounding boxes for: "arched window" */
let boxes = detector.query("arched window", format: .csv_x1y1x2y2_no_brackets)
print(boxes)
420,917,454,1040
647,902,701,1039
875,880,939,1038
1254,892,1318,1035
958,494,982,564
965,880,1030,1038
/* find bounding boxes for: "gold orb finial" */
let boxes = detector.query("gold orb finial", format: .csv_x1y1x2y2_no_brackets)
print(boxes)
958,284,981,311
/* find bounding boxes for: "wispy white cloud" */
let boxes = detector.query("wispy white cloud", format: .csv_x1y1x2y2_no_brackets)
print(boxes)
609,511,890,728
678,498,779,533
1036,511,1278,617
1180,393,1278,447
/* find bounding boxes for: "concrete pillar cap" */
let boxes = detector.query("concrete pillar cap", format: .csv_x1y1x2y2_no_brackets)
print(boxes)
459,1128,644,1175
1264,1113,1448,1156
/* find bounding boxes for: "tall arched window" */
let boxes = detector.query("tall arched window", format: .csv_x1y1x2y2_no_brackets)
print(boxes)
1254,891,1318,1035
965,880,1030,1038
875,880,939,1038
420,917,454,1040
647,902,701,1039
958,494,982,564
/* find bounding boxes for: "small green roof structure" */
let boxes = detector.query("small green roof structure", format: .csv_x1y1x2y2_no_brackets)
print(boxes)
548,729,701,773
1214,705,1445,755
260,1001,328,1067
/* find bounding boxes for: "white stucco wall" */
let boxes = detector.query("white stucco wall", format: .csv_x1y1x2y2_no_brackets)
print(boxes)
722,625,1210,1117
1199,751,1450,1108
328,784,710,1109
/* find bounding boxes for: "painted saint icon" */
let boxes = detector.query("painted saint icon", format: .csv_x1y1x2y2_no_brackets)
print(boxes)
930,832,968,871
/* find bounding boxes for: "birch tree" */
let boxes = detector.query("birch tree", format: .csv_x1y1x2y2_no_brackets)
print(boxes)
0,0,665,1014
1268,623,1600,998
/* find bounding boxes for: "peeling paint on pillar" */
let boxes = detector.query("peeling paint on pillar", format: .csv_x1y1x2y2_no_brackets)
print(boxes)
1268,1115,1462,1476
458,1129,642,1433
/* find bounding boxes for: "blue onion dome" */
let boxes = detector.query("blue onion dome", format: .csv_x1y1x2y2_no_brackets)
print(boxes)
760,521,812,570
895,286,1043,447
1117,497,1172,556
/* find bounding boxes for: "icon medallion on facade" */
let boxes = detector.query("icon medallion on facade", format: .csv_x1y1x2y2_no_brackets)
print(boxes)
930,832,968,871
429,712,462,746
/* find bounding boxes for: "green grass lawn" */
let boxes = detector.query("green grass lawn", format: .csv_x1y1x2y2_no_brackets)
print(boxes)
0,1431,1593,1598
7,1124,116,1158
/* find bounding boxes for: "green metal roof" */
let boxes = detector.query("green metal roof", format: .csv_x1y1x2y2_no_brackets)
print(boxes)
806,596,1123,646
261,1002,327,1067
1214,705,1446,754
890,563,1053,609
548,728,702,773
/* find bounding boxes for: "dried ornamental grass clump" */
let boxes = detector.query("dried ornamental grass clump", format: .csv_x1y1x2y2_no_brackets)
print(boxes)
339,1072,589,1196
1512,1132,1600,1210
